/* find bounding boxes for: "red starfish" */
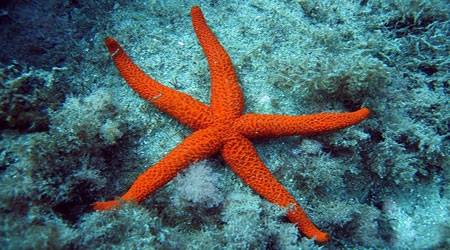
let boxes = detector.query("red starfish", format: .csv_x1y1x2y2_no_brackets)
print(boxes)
93,6,370,244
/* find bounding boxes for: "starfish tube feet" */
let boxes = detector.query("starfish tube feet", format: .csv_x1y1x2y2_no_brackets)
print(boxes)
221,136,330,244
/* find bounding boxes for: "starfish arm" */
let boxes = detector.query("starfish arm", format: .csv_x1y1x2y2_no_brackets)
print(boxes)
104,37,213,130
191,6,244,121
221,135,329,244
92,126,224,211
235,107,370,138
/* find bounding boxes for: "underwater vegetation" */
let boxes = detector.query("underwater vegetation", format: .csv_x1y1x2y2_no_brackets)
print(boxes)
0,0,448,249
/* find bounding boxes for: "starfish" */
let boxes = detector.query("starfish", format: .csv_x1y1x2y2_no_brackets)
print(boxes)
93,6,370,244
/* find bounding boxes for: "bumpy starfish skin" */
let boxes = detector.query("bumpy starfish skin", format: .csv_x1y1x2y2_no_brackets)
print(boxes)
93,6,371,244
